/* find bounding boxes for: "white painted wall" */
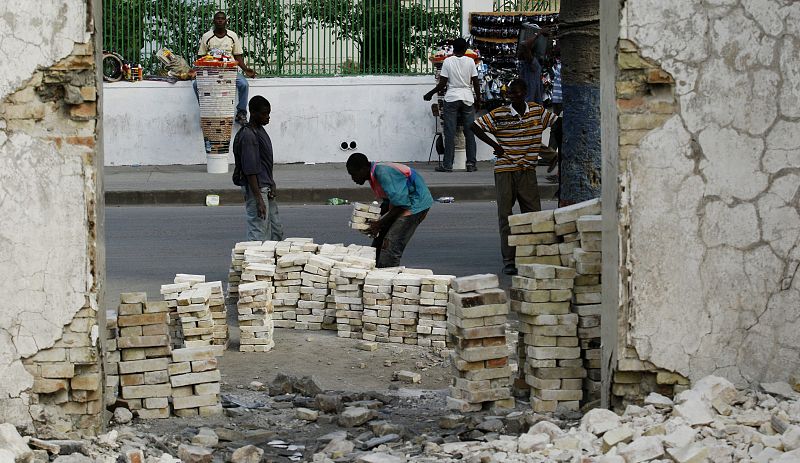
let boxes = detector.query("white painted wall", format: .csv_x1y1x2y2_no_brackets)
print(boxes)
617,0,800,386
103,76,494,166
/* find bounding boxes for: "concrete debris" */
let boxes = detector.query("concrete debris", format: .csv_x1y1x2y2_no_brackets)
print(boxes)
0,423,32,463
113,408,133,424
230,445,263,463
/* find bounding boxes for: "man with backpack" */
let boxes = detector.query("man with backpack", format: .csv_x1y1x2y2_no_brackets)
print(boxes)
233,95,284,241
345,153,433,267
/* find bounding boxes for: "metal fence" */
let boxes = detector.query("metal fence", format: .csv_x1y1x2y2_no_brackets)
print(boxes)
103,0,461,76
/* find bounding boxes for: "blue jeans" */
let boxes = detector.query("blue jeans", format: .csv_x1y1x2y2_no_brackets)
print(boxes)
243,185,284,241
442,100,477,170
193,73,249,113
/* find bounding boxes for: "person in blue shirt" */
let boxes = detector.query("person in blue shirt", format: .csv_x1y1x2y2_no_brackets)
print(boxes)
346,153,433,267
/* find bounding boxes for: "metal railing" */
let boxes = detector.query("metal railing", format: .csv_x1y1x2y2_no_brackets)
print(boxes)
103,0,462,76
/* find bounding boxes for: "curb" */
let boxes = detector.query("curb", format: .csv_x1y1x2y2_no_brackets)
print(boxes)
105,184,559,206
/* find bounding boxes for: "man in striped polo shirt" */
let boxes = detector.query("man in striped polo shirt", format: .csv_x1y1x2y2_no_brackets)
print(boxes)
472,79,559,275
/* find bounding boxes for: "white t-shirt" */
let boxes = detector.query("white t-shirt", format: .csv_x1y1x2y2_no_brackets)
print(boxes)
440,55,478,105
198,30,244,56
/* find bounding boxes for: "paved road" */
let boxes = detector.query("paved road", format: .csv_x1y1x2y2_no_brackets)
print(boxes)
105,200,556,309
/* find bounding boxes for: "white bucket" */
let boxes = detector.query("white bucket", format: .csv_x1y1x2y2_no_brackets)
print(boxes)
207,154,229,174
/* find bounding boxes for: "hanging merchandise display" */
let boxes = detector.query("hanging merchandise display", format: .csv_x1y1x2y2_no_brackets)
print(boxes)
468,11,560,110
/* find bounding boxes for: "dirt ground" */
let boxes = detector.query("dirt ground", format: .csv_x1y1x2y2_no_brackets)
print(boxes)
126,326,527,462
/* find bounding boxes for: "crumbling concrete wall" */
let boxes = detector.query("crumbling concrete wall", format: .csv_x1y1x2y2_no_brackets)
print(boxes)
0,0,104,435
602,0,800,404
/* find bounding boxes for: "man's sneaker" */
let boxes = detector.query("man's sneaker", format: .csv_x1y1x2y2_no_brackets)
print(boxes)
435,166,453,173
235,110,248,125
466,164,478,172
503,264,518,275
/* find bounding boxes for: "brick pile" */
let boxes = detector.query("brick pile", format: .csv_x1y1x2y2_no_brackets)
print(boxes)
176,283,214,348
273,252,312,328
160,281,192,349
349,202,381,235
297,254,337,330
319,245,375,331
191,281,227,354
104,310,120,407
447,274,514,412
362,268,402,342
508,210,560,266
553,200,601,267
237,280,274,352
117,292,172,419
510,264,583,413
331,264,371,339
226,241,264,324
390,272,424,344
169,346,222,417
574,214,602,402
417,275,454,348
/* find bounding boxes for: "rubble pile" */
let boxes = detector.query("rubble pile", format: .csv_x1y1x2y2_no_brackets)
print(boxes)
117,292,172,419
447,274,515,412
169,346,222,417
417,275,454,348
349,202,381,235
236,280,274,352
511,264,583,413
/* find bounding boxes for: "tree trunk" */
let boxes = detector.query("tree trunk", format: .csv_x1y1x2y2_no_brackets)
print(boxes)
558,0,601,206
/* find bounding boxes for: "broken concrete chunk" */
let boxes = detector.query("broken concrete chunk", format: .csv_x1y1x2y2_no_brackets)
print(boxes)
113,407,133,424
691,375,737,405
52,455,93,463
616,436,664,462
322,439,354,458
665,442,709,463
527,421,564,440
0,423,33,463
296,407,319,421
438,414,465,429
581,408,622,436
190,428,218,447
673,399,714,426
602,426,634,452
663,425,697,449
177,445,212,463
355,453,405,463
393,371,421,384
230,445,263,463
339,407,375,427
518,433,550,454
644,392,673,408
356,341,378,351
783,425,800,451
761,382,800,400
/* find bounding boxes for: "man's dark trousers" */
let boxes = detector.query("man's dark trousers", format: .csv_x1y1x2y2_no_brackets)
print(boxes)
495,169,541,266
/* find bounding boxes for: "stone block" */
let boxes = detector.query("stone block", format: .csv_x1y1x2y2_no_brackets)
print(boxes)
170,370,221,387
119,358,170,374
117,313,169,327
451,274,499,293
120,292,148,304
121,384,172,399
173,394,219,410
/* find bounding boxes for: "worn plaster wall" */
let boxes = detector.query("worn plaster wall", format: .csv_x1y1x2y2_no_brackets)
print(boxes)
608,0,800,400
0,0,103,435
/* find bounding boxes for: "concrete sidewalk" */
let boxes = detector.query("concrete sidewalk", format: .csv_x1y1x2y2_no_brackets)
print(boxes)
104,161,559,205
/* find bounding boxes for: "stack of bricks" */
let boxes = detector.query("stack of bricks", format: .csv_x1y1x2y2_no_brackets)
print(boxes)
169,346,222,417
176,283,214,348
417,275,454,348
331,265,371,339
510,264,584,413
117,292,172,419
273,252,312,328
237,280,274,352
104,310,120,407
227,241,264,324
574,214,602,402
553,200,601,267
446,274,514,412
391,271,433,345
160,281,192,349
297,254,337,330
362,268,402,343
508,210,560,266
349,202,381,235
194,281,227,355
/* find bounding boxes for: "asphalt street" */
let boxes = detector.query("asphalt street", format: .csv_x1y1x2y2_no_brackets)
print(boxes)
104,200,556,309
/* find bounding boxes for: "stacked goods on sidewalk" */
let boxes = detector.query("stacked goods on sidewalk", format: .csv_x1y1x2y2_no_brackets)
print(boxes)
510,264,582,413
297,255,337,330
161,281,192,349
447,274,514,412
117,292,172,419
176,282,215,348
332,264,371,339
361,268,403,342
274,252,312,328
